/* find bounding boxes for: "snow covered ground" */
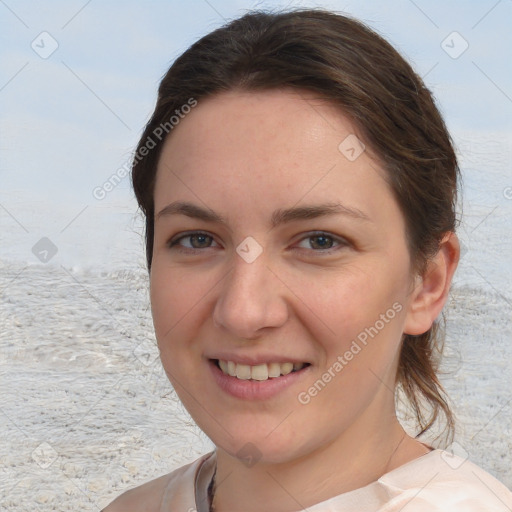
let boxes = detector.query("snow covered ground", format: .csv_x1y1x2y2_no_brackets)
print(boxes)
0,262,510,511
1,0,511,507
0,262,214,511
1,131,511,510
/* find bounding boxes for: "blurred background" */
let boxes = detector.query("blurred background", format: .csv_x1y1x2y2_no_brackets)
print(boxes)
1,0,511,280
1,1,511,510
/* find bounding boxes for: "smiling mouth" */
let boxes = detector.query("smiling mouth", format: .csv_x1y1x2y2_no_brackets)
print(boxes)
214,359,310,381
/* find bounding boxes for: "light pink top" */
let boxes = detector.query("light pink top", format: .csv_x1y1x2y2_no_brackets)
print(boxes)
129,449,512,511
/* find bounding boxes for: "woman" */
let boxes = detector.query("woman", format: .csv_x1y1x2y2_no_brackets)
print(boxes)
104,8,512,512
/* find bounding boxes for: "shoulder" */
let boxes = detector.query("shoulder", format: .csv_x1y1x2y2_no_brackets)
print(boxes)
102,473,171,512
379,449,512,511
102,451,215,512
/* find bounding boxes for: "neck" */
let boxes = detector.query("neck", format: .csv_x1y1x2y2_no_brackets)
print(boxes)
211,411,429,512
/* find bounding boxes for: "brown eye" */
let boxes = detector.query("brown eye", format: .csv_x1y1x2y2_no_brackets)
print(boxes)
295,232,349,253
168,232,218,250
309,234,335,250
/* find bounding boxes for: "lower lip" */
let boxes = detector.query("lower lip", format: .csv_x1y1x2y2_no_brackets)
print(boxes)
208,360,310,401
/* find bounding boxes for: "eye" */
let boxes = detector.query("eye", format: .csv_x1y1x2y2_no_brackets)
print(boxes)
294,232,349,253
168,231,219,251
167,230,349,254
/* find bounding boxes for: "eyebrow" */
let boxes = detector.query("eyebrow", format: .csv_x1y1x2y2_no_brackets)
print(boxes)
156,200,371,228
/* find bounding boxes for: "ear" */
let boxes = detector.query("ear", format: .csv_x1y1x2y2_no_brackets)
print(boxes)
403,232,460,336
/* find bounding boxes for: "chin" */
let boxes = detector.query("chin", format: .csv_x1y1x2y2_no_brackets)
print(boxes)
206,419,315,467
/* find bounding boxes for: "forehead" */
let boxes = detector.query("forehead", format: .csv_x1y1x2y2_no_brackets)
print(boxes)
153,89,400,229
159,88,359,167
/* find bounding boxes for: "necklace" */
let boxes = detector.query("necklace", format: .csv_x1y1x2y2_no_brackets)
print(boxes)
205,432,407,511
207,465,216,512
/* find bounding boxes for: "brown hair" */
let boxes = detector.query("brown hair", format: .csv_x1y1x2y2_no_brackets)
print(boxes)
131,8,458,441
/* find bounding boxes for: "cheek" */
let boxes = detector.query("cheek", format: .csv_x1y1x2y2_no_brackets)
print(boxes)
294,269,409,420
149,262,206,350
296,272,408,424
293,262,408,350
150,270,177,342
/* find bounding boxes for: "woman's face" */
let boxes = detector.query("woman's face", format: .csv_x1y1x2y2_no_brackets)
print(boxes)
150,89,418,463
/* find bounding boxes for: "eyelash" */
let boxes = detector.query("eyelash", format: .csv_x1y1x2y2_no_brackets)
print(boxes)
167,231,349,254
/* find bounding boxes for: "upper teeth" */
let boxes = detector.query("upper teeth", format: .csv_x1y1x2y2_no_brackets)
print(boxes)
218,360,306,381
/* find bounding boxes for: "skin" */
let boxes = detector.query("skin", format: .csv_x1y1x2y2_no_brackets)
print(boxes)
105,88,459,512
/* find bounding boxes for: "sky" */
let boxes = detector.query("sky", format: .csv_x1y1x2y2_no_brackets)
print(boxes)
1,4,511,499
0,0,511,276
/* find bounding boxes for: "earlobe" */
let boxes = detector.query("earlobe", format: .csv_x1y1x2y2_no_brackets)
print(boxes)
403,232,460,336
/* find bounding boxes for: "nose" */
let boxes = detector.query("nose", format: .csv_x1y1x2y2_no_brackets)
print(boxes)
212,253,289,340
